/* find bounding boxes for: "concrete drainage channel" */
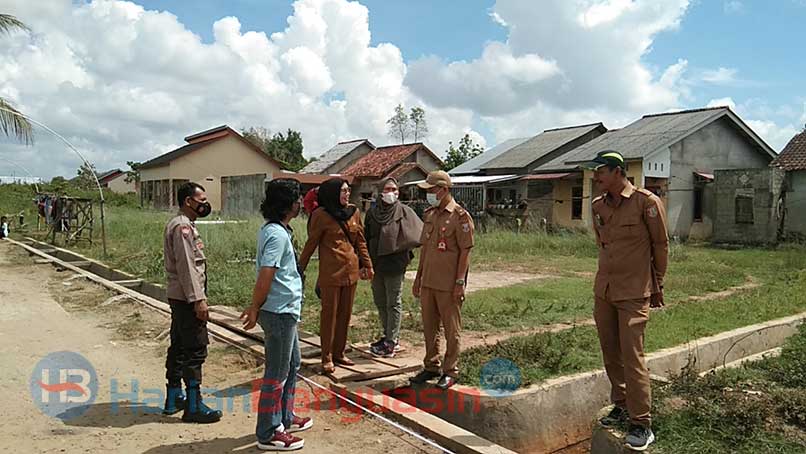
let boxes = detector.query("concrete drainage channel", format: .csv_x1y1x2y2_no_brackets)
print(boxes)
11,237,806,453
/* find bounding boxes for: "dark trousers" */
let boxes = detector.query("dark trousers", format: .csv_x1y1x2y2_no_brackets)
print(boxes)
165,299,210,386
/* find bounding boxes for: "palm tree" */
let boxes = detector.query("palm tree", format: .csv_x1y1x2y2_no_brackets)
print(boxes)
0,13,33,144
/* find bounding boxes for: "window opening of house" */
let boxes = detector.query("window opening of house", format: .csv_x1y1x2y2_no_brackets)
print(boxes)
693,187,704,222
735,195,754,224
571,186,583,220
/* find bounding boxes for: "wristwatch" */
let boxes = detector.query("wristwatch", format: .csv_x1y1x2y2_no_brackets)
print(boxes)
455,279,465,286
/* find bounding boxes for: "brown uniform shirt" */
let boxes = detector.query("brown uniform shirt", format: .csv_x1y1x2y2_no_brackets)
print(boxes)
592,183,669,301
299,206,372,288
164,213,207,303
419,197,475,292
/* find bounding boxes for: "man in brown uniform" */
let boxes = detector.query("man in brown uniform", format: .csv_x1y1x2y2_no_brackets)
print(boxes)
583,151,668,451
162,182,222,424
411,171,474,390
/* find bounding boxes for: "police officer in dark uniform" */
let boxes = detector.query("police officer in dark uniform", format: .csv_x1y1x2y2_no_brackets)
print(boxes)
162,182,222,423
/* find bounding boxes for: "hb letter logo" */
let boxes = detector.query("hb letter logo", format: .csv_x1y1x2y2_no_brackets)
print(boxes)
29,351,98,420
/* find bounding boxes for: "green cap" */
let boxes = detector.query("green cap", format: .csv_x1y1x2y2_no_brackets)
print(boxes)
581,150,626,171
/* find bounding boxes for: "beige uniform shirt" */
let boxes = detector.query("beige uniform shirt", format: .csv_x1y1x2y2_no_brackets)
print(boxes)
164,213,207,303
592,183,669,301
419,197,475,292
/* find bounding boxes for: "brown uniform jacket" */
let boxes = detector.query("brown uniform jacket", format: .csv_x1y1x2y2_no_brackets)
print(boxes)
164,213,207,303
299,206,372,288
592,183,669,302
419,197,475,292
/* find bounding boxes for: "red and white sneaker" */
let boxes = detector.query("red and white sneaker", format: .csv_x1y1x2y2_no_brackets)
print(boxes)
287,415,313,433
258,431,304,451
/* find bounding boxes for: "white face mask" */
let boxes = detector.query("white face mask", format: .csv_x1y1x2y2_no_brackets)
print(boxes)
381,192,398,204
426,192,440,207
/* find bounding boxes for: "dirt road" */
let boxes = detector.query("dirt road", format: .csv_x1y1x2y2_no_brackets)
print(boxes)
0,241,440,454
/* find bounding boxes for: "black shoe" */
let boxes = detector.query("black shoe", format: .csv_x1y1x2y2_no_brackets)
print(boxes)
624,425,655,451
599,406,629,426
162,385,187,415
181,386,222,424
436,375,457,390
409,370,441,384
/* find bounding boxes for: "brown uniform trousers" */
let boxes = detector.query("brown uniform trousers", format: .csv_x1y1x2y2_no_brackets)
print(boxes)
418,197,474,378
592,183,668,428
300,206,372,366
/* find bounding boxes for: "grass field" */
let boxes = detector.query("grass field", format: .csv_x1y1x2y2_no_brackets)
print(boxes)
3,183,806,389
649,324,806,453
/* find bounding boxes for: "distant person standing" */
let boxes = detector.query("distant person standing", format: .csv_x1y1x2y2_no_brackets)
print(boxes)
241,179,312,451
410,171,474,390
583,150,668,451
364,178,423,357
0,216,8,239
299,178,373,374
162,182,222,423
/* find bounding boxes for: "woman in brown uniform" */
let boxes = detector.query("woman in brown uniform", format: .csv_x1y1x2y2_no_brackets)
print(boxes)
299,178,373,373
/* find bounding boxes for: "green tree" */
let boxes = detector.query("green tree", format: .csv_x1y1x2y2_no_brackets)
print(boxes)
242,127,308,172
75,162,98,190
0,14,33,144
442,134,484,171
386,104,410,144
124,161,141,184
409,106,429,142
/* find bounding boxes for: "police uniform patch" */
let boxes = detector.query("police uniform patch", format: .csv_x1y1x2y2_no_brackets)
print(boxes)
647,206,658,218
462,223,470,233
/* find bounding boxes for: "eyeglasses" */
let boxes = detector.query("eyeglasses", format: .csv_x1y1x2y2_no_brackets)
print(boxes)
341,188,351,194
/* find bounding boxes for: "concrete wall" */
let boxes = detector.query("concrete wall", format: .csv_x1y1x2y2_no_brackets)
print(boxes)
712,168,785,244
328,142,374,174
140,164,170,182
106,175,136,193
784,170,806,240
667,117,772,239
412,148,442,172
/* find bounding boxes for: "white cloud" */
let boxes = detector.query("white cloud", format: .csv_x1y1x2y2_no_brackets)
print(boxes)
701,67,739,84
723,1,745,14
706,97,737,110
407,0,692,140
0,0,481,178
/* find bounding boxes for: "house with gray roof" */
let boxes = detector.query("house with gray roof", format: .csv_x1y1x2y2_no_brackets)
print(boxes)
449,137,529,175
299,139,375,175
535,106,776,239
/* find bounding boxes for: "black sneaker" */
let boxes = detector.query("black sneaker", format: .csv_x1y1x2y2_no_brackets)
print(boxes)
624,425,655,451
370,337,386,349
370,340,396,358
599,406,629,426
409,369,441,384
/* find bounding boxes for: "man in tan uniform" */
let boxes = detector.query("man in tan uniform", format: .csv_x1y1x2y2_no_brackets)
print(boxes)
162,182,222,424
411,171,474,390
583,151,668,451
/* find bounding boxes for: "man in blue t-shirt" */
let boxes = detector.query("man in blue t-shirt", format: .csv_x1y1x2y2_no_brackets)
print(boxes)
241,179,311,451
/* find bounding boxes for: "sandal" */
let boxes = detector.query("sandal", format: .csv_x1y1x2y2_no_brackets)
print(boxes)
334,357,355,366
322,363,336,374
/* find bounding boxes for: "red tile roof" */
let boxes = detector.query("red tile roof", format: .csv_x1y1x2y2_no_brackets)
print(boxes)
342,143,440,177
772,130,806,171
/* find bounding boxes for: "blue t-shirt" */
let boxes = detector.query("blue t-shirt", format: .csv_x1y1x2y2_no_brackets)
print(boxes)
256,223,303,319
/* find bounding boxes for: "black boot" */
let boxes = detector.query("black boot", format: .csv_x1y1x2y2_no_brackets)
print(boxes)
181,383,222,424
162,384,187,415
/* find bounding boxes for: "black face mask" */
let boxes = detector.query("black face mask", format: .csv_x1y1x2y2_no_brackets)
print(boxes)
191,199,212,218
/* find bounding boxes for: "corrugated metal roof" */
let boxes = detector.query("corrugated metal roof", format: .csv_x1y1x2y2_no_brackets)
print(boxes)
538,107,731,172
772,130,806,170
300,139,373,174
481,123,605,170
449,137,529,175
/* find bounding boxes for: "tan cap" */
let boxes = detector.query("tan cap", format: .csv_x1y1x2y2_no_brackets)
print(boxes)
417,170,452,189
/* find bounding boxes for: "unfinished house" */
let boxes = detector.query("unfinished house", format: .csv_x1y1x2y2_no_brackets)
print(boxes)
138,125,282,213
771,129,806,240
537,107,776,238
299,139,375,175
